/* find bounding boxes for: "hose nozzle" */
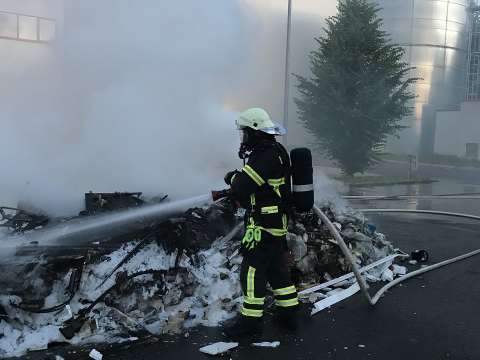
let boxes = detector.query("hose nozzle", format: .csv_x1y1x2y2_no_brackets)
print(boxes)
211,189,231,202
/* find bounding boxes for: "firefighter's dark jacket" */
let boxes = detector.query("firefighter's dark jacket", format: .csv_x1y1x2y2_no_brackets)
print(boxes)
230,140,291,237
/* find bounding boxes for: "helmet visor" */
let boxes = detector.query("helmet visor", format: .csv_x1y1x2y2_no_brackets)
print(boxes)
260,124,287,136
235,118,286,136
239,129,245,143
239,128,252,144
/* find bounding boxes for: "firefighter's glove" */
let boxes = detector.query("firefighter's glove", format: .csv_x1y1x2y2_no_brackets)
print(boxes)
212,189,231,202
224,170,240,186
241,227,262,251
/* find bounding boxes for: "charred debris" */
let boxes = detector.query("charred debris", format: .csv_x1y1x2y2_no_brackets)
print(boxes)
0,191,395,355
0,191,235,299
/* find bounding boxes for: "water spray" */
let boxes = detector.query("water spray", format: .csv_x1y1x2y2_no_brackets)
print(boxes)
2,194,213,257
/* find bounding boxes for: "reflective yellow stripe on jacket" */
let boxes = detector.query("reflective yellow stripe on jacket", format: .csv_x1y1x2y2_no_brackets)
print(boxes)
261,206,278,214
267,178,285,197
243,165,265,186
241,164,288,239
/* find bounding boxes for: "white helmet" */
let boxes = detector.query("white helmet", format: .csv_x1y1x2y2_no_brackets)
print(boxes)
236,107,286,136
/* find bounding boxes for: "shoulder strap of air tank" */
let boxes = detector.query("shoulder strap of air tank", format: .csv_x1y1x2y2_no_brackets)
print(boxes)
272,142,291,177
271,142,295,219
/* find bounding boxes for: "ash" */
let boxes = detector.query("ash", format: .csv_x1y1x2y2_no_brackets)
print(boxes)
0,200,395,358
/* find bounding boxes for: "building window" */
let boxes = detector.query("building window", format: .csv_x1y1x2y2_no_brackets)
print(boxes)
0,12,17,38
39,18,55,42
0,10,56,43
18,15,37,40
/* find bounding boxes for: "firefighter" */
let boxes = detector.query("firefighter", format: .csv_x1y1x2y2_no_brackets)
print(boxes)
224,107,299,337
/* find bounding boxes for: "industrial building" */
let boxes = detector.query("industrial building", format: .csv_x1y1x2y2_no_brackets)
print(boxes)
0,1,62,115
0,1,59,43
0,0,61,54
376,0,480,160
434,2,480,160
377,0,470,156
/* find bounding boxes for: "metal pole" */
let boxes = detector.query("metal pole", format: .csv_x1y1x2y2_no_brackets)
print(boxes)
283,0,292,147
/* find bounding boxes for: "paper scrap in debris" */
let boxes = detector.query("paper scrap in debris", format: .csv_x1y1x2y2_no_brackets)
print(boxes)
365,274,380,282
311,283,360,315
306,292,326,303
89,349,103,360
392,264,407,276
381,268,394,282
199,342,239,355
299,254,401,295
326,288,344,296
58,304,73,322
252,341,280,348
55,356,65,360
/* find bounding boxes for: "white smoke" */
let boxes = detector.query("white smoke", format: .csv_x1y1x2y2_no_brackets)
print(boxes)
313,167,348,212
0,0,246,216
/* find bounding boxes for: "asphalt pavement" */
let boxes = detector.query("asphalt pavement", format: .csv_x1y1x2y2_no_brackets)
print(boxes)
315,155,480,185
16,213,480,360
372,160,480,185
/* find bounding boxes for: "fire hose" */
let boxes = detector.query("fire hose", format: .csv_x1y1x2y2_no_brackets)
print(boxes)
344,193,480,201
314,205,480,306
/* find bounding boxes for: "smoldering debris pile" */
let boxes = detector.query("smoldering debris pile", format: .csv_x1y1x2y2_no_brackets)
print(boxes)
0,197,241,357
289,208,396,286
0,206,50,233
0,199,401,358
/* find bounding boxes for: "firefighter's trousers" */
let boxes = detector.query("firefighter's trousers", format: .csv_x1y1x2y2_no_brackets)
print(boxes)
239,232,299,318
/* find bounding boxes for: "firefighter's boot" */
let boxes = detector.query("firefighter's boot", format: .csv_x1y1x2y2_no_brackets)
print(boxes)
276,305,299,331
224,315,262,338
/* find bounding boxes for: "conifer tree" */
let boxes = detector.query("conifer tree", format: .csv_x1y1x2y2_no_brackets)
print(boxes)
295,0,418,175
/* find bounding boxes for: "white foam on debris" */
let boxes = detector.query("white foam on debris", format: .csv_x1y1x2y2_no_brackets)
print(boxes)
0,235,242,358
199,342,238,355
0,322,61,355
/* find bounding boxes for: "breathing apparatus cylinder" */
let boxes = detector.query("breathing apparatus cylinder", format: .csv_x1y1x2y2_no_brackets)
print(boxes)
290,148,314,212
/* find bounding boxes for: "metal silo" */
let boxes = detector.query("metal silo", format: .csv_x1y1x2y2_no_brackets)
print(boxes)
376,0,470,156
